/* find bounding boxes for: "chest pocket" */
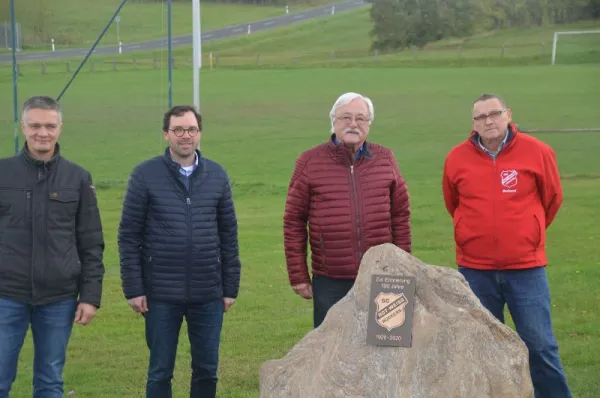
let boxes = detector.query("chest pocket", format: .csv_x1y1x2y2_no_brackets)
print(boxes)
48,189,80,222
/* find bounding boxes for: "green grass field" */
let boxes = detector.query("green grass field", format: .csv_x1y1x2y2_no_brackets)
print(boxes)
0,64,598,397
1,4,600,396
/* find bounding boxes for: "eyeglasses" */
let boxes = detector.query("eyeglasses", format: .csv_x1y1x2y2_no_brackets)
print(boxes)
335,115,370,125
169,126,200,137
473,109,507,122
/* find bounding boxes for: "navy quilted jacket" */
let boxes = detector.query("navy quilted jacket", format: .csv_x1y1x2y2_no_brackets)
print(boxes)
118,148,241,303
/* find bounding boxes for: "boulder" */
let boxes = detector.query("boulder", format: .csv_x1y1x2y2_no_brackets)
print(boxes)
260,243,533,398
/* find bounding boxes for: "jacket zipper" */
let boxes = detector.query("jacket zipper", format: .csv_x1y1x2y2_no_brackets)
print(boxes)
42,165,48,300
25,190,31,218
492,156,500,269
350,165,362,264
185,196,192,301
319,234,326,271
32,164,47,303
26,189,34,301
171,167,195,302
470,134,515,270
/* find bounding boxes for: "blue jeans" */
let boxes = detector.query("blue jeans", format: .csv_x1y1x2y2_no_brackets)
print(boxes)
312,274,355,328
144,298,224,398
0,296,77,398
459,266,571,398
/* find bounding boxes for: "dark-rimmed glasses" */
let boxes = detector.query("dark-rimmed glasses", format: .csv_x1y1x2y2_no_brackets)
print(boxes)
169,126,200,137
473,109,507,122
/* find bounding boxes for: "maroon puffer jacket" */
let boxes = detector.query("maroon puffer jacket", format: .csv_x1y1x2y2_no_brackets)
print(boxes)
283,137,412,286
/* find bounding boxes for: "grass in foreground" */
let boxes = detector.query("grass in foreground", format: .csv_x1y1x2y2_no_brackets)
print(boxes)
0,66,598,397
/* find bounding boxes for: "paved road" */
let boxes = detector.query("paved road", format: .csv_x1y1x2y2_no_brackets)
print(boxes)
0,0,367,63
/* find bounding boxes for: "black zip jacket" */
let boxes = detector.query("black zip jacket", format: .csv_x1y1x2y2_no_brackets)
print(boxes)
0,143,105,307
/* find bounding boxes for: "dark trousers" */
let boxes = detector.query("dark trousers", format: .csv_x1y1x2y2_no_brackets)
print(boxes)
459,266,571,398
311,274,355,328
144,298,224,398
0,297,77,398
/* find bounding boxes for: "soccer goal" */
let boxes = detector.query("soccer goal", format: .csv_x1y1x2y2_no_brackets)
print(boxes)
551,29,600,65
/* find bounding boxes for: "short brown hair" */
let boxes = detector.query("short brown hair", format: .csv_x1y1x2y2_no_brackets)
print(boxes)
472,93,507,108
162,105,202,132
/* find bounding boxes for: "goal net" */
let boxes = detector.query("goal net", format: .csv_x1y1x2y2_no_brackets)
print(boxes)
551,29,600,65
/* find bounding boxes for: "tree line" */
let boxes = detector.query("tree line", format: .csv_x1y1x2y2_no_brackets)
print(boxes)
367,0,600,52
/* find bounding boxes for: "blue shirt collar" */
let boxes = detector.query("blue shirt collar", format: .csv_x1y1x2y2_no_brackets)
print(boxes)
477,129,509,159
172,151,199,177
332,135,364,159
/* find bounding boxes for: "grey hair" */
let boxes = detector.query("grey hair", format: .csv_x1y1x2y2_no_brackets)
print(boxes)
21,95,62,122
329,92,374,134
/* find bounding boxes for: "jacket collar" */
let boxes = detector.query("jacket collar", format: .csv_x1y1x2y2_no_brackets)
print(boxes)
20,142,61,167
162,147,202,173
328,133,372,163
469,122,518,151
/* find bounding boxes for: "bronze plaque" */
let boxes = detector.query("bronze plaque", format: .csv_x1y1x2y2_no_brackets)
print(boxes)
366,274,416,347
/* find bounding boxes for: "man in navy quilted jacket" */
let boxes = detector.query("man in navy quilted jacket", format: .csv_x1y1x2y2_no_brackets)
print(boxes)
118,105,241,398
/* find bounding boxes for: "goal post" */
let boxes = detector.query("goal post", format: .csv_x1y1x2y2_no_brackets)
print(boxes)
551,29,600,65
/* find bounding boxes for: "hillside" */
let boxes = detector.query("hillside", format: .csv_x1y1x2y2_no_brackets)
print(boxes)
2,5,599,71
0,0,335,50
146,8,600,67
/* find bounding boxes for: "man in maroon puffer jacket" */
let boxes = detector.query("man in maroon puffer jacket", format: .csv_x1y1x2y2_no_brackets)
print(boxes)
283,92,412,328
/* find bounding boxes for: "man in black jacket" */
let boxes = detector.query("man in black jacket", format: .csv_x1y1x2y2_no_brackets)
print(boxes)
118,105,241,398
0,95,105,398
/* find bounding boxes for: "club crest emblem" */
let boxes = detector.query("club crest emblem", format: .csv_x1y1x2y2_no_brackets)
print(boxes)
500,170,518,189
374,292,408,331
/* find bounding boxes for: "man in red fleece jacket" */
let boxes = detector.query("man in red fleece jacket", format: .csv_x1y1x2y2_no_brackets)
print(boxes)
442,93,571,398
